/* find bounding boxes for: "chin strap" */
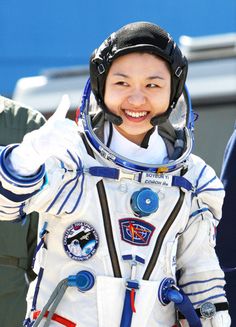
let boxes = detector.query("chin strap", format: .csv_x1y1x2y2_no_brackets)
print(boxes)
98,100,123,125
150,106,174,126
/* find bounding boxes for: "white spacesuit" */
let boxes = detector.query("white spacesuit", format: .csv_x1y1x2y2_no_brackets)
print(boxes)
0,22,230,327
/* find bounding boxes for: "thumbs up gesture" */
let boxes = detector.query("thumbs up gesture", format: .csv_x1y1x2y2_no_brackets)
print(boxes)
50,94,71,121
10,95,81,176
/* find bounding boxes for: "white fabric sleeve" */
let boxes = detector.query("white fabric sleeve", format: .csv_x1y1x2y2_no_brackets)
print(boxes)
177,162,228,309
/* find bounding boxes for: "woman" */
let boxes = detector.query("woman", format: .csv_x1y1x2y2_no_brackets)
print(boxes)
0,22,230,327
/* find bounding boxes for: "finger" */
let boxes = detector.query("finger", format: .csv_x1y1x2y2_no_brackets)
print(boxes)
51,94,71,120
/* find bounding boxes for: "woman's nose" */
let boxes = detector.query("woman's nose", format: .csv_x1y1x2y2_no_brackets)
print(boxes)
127,90,146,106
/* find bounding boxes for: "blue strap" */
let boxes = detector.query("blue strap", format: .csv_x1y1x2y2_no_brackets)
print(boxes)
88,166,119,179
135,255,145,264
159,278,202,327
88,166,194,191
120,289,135,327
172,176,193,191
31,239,44,269
122,254,133,261
31,267,44,311
120,255,144,327
31,222,48,269
176,290,202,327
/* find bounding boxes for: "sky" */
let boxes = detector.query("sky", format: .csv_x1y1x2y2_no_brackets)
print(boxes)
0,0,236,96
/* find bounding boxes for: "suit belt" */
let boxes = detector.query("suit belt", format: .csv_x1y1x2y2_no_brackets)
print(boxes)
0,256,27,269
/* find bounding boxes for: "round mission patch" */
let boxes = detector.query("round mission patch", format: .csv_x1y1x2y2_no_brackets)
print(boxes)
63,221,99,261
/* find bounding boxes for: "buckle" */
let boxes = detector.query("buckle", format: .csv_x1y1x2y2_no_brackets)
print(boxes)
175,67,183,78
126,279,140,291
98,64,105,74
118,170,136,181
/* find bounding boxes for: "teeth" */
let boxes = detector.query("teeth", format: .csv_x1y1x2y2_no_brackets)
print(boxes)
125,110,147,118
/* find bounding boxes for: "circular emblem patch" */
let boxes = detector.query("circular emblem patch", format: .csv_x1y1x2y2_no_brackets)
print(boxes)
63,222,99,261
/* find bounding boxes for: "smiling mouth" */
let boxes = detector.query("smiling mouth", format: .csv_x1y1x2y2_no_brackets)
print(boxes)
124,109,148,118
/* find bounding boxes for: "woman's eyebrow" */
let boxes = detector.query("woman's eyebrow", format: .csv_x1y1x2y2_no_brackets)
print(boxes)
112,73,165,80
148,75,165,80
112,73,129,78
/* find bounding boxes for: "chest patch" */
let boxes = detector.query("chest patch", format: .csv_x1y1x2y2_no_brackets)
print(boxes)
63,222,99,261
119,218,155,246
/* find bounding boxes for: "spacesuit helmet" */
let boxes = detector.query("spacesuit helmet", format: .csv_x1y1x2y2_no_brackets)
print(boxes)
78,21,194,173
89,21,188,126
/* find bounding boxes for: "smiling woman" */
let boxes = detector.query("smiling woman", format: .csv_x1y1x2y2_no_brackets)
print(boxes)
0,21,231,327
104,52,171,145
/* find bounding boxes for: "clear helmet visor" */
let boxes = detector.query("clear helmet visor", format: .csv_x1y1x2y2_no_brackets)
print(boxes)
169,86,194,131
78,79,194,173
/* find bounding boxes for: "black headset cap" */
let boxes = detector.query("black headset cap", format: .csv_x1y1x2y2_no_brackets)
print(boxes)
90,21,188,125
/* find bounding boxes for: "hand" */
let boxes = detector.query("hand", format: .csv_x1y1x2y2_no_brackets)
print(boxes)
179,311,231,327
208,311,231,327
9,95,81,175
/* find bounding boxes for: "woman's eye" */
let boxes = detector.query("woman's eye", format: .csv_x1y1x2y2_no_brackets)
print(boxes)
147,83,158,88
115,81,128,86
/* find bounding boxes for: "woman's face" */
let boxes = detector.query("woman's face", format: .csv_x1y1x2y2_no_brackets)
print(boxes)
104,52,171,145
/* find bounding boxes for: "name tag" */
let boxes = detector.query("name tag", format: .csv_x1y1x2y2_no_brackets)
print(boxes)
141,172,172,187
